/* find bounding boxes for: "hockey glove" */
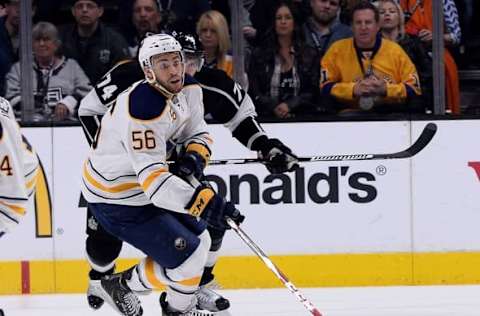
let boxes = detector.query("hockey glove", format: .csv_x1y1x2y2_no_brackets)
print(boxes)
259,138,299,174
200,194,245,230
173,151,206,181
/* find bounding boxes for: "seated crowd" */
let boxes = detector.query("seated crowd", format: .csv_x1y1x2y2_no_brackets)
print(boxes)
0,0,469,121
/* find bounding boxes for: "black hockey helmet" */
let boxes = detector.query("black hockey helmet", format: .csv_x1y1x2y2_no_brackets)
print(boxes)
170,31,204,57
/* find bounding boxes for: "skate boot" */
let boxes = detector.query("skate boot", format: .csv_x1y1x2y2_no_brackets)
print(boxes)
196,286,230,313
159,292,216,316
0,308,4,316
87,267,115,310
98,272,143,316
87,278,105,309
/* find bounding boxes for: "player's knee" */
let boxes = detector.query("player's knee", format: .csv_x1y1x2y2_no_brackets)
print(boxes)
86,235,122,268
167,230,211,281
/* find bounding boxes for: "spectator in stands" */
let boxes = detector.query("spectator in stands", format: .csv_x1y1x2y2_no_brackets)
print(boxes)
400,0,461,114
0,1,6,17
303,0,352,58
59,0,129,84
377,0,433,112
320,1,421,115
0,0,37,96
197,10,234,78
128,0,163,56
118,0,210,41
248,1,321,119
5,22,91,122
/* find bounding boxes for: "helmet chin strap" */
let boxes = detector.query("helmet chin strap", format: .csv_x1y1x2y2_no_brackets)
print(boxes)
145,66,185,99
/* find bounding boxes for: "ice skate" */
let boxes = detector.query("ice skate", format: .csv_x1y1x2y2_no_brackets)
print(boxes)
87,278,105,309
159,292,219,316
98,272,143,316
196,286,230,313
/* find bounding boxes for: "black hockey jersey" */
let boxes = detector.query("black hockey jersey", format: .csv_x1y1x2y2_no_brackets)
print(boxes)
79,60,267,151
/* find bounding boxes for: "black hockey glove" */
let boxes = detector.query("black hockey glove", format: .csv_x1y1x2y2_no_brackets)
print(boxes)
201,194,245,230
172,151,206,180
259,138,299,174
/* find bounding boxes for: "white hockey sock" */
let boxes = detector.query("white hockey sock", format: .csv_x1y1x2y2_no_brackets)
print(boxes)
166,287,197,312
126,265,151,292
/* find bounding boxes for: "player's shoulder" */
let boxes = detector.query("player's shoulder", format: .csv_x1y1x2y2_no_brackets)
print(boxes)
106,59,143,84
128,82,169,121
195,67,230,87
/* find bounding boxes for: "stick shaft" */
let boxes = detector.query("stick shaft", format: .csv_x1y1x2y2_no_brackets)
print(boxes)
226,218,323,316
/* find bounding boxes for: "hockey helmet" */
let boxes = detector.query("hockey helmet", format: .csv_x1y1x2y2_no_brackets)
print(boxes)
138,33,184,72
171,31,204,73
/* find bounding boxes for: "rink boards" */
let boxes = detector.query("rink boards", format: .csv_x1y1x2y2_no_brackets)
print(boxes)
1,119,480,294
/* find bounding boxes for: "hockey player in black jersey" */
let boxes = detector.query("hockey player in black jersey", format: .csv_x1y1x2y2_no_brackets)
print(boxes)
78,32,299,315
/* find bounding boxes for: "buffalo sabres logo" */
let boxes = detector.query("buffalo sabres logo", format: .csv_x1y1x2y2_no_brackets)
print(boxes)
174,237,187,250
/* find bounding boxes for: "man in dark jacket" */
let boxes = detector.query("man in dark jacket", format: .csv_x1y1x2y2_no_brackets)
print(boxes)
59,0,129,84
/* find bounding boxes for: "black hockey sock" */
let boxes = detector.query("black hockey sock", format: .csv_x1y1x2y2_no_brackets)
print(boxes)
199,266,215,286
89,267,115,280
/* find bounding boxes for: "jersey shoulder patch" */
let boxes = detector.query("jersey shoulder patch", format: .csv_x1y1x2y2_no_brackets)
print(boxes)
129,83,168,120
184,74,199,87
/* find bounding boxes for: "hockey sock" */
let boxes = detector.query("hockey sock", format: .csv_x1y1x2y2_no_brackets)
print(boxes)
89,267,114,280
126,265,151,292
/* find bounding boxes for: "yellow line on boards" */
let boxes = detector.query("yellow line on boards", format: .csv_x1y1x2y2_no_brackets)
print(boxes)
1,252,480,294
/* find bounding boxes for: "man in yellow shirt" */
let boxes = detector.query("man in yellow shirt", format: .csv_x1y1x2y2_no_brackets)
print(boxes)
320,1,421,114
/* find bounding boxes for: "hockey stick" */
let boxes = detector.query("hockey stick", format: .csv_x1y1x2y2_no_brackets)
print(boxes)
209,123,437,166
226,217,323,316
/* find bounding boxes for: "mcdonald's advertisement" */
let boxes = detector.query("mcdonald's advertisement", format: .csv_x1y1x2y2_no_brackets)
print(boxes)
1,120,480,261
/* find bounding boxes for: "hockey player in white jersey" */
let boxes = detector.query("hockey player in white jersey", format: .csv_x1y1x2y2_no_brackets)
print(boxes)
79,32,298,315
0,97,38,237
81,34,244,316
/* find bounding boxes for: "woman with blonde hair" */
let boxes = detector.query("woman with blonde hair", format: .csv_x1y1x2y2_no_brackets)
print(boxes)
377,0,433,112
196,10,234,77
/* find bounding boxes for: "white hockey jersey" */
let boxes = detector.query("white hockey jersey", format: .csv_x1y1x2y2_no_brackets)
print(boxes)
81,78,212,214
0,97,39,234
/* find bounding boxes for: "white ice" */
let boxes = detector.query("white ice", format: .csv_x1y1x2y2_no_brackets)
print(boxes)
0,285,479,316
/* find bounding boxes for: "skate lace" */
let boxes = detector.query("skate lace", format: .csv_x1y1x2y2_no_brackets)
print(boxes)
184,309,214,316
196,287,219,304
118,290,141,316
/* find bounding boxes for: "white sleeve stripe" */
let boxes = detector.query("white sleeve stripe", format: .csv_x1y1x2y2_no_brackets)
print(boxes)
148,174,174,200
247,131,267,149
200,84,240,109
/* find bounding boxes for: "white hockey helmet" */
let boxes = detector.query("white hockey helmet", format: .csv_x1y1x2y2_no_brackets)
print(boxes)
138,33,184,72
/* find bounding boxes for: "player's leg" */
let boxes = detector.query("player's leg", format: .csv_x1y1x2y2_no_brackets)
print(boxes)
196,226,230,312
89,203,214,315
85,205,123,309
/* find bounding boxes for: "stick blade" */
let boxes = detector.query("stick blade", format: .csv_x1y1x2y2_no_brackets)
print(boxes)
312,308,323,316
383,122,437,159
406,122,437,157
